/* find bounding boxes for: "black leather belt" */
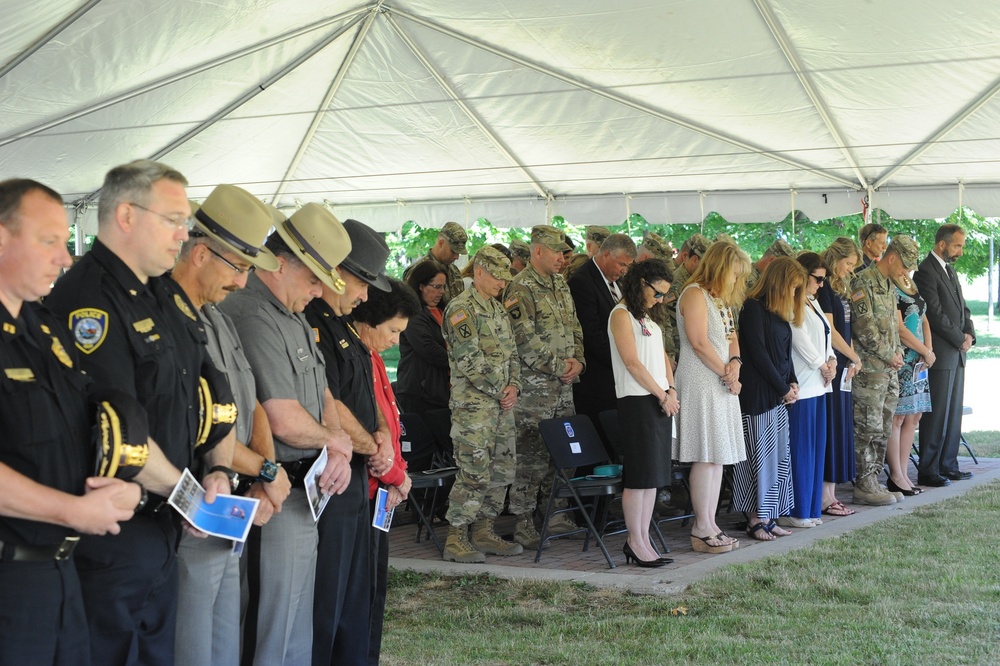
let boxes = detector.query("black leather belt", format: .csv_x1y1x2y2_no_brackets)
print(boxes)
0,536,80,562
281,457,318,488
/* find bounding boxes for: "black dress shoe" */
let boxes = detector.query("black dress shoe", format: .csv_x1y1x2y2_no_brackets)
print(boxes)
943,470,973,481
917,474,951,487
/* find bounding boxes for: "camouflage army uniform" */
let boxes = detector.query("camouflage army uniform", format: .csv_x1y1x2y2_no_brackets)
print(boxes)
443,287,522,527
504,264,585,516
664,263,689,360
404,252,464,302
850,262,904,493
746,264,762,292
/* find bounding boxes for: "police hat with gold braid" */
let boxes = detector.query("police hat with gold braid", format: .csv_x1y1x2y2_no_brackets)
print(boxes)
92,388,149,480
196,359,238,453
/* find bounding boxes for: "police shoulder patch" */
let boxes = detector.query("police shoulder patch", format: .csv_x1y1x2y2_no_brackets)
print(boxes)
69,308,109,354
449,309,469,326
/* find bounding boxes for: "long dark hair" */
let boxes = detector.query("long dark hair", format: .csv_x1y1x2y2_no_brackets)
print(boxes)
619,259,673,319
405,261,448,308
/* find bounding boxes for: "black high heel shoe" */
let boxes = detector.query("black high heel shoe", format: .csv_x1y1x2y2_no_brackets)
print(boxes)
623,542,665,568
886,478,921,496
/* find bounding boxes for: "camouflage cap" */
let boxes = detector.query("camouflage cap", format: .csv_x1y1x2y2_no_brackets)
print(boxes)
586,225,612,245
684,233,710,259
640,231,672,260
440,221,468,254
473,245,513,280
888,234,919,270
531,225,571,252
509,238,530,261
765,238,795,258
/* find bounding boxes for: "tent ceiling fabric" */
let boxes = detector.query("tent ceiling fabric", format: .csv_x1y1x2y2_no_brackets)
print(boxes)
3,0,1000,232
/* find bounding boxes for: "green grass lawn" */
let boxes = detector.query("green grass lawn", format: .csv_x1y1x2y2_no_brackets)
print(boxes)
967,300,1000,359
382,482,1000,665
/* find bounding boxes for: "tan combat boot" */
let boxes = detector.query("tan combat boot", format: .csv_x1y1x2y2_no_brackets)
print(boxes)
546,511,579,535
442,525,486,563
852,477,897,506
470,518,523,556
513,513,542,549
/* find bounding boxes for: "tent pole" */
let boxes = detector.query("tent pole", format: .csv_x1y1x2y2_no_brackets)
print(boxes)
0,0,101,84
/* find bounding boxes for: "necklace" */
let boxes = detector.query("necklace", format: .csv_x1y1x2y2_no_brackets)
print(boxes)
710,293,736,341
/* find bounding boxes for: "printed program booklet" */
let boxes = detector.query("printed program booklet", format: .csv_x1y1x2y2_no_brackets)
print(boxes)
168,468,259,543
305,448,332,522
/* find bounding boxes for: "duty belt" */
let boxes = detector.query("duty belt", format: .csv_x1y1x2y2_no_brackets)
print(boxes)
0,536,80,562
281,457,318,488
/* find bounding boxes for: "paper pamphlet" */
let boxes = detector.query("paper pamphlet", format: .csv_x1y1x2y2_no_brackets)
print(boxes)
168,468,259,543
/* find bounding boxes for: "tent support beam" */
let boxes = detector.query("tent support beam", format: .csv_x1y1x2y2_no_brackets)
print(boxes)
0,6,368,151
874,75,1000,189
390,8,857,190
387,13,549,200
0,0,102,84
754,0,868,189
272,3,383,204
76,13,366,206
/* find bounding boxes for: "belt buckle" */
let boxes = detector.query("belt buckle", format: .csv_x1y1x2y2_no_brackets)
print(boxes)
54,536,80,561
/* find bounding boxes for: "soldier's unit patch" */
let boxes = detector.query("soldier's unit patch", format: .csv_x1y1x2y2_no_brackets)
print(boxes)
509,306,522,320
458,323,473,339
855,299,869,315
450,310,469,326
70,308,108,354
851,290,865,302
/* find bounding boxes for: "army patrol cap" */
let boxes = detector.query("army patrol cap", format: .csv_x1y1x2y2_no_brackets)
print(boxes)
192,184,280,272
509,238,530,261
586,225,612,245
764,238,795,259
440,221,468,254
641,231,672,260
531,225,571,252
887,234,919,271
274,203,352,294
685,233,710,258
473,245,514,280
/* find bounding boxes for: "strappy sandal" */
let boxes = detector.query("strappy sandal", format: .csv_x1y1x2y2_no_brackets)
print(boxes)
821,501,856,517
764,520,792,537
690,534,733,553
746,522,775,541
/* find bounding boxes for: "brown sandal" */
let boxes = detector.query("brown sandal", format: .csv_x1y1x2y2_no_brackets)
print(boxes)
690,534,733,553
822,501,856,517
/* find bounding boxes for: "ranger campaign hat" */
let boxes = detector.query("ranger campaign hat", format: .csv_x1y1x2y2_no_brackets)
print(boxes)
531,225,571,252
192,184,280,272
339,219,391,292
586,225,612,245
764,238,795,259
888,234,919,271
474,245,514,280
641,231,672,260
440,221,468,254
274,203,352,294
509,238,530,261
685,233,710,259
92,388,149,480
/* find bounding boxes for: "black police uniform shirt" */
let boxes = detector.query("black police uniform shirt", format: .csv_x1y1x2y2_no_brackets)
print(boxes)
46,239,207,473
0,301,91,546
304,299,377,435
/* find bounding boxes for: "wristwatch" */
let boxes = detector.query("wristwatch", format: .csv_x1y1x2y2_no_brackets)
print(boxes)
131,480,148,514
209,465,240,492
258,459,279,483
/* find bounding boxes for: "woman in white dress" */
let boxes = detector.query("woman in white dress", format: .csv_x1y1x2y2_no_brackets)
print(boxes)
675,241,751,554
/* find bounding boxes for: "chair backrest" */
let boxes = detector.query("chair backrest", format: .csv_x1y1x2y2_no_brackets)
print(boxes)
597,409,621,459
423,407,454,464
538,414,610,469
398,412,437,473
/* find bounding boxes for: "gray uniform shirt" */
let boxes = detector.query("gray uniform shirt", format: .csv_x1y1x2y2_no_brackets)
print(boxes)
200,303,256,446
218,273,326,462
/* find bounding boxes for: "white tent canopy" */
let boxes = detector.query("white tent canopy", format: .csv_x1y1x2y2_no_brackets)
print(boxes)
4,0,1000,232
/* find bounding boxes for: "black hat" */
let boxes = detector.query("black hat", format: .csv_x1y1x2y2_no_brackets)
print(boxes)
91,388,149,480
339,219,390,292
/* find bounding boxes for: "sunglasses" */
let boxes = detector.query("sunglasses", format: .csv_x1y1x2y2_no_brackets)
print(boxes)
810,273,826,284
643,280,666,299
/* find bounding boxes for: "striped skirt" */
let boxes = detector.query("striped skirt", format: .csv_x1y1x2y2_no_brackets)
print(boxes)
730,404,794,521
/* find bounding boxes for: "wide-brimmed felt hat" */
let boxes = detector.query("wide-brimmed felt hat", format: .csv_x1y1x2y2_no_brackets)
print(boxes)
441,221,468,254
339,219,390,292
192,184,279,272
474,245,513,279
274,203,351,294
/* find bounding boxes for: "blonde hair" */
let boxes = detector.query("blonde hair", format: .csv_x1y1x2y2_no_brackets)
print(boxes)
748,257,807,326
686,241,751,308
821,237,862,298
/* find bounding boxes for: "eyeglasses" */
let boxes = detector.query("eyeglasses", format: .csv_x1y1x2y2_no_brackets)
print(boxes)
424,283,446,291
643,280,666,299
810,273,827,284
128,202,194,231
206,246,255,276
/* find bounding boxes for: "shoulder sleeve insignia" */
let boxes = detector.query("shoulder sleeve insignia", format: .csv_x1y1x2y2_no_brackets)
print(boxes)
450,309,469,326
174,293,197,321
851,289,865,302
69,308,108,354
458,323,473,339
504,296,519,309
509,306,522,320
313,327,320,343
663,292,677,304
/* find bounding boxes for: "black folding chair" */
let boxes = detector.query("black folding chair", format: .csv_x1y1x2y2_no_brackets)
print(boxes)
399,412,456,555
536,414,622,569
423,408,455,466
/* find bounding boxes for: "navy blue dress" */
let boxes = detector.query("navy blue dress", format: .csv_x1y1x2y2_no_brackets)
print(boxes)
816,281,855,484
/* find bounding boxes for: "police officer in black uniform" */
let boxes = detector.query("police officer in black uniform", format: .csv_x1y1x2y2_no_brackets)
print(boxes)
46,161,234,666
0,178,140,666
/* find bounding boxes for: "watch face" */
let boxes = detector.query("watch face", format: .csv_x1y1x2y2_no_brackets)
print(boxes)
260,460,279,482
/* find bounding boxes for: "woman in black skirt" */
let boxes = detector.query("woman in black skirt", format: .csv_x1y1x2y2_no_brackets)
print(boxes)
608,259,679,567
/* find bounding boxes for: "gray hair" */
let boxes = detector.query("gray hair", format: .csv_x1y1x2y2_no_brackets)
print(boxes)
98,159,187,227
598,233,637,259
177,232,227,261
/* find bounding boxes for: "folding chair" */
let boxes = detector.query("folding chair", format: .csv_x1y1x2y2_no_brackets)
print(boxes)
423,408,455,466
399,412,457,555
536,414,622,569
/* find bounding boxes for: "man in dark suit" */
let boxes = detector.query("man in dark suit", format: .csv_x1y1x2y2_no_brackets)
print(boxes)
567,233,637,456
912,223,976,487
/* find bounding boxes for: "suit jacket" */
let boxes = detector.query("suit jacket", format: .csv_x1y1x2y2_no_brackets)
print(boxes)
912,252,975,369
568,258,618,403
